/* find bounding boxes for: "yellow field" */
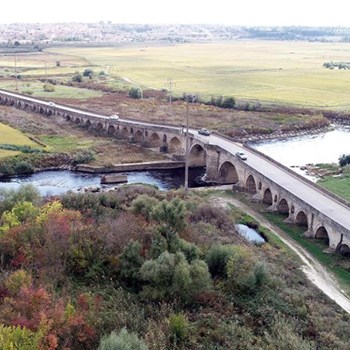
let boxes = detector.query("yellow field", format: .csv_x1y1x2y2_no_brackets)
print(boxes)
0,123,37,146
46,41,350,110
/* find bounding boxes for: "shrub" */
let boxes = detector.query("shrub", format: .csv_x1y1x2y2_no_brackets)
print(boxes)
169,313,189,344
14,160,34,174
205,244,236,279
0,324,43,350
83,68,94,78
190,203,231,229
72,73,83,83
72,149,96,164
129,87,142,99
43,83,55,92
131,194,160,220
98,328,148,350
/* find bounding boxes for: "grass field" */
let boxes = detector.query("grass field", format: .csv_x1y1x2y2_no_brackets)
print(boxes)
318,174,350,201
45,41,350,109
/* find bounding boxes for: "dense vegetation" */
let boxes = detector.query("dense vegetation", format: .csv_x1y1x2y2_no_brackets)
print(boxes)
0,184,349,349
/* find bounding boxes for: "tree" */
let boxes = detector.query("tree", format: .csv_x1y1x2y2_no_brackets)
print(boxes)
129,87,142,99
83,68,94,79
72,73,82,83
339,154,350,167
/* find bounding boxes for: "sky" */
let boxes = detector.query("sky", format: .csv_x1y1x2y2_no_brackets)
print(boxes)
0,0,349,27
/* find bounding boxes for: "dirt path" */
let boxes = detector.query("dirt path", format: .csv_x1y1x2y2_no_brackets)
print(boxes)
206,190,350,314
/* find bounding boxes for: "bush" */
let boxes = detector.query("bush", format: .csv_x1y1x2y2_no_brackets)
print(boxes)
72,73,82,83
129,87,142,99
339,154,350,167
43,83,55,92
131,194,160,220
14,160,34,174
98,328,148,350
169,313,189,344
83,68,94,78
0,324,43,350
205,244,236,279
72,149,96,165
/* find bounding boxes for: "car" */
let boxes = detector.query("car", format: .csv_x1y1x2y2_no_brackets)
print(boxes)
235,151,247,160
198,128,211,136
109,114,119,120
48,102,56,107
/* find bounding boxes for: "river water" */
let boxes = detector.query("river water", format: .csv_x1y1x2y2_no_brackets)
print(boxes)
0,168,206,196
251,126,350,177
1,127,349,195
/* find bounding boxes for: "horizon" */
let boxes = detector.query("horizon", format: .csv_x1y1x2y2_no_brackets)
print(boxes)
0,0,349,27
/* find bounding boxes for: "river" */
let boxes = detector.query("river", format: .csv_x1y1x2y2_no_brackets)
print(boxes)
251,126,350,177
0,167,206,196
1,127,350,195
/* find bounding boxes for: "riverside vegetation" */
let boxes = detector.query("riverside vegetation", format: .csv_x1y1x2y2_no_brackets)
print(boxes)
0,184,349,349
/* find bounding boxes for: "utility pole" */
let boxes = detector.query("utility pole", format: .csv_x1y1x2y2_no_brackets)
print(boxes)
184,94,190,194
166,78,175,115
14,52,18,91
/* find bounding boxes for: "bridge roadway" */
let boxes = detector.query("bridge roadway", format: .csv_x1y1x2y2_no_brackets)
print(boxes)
1,89,350,236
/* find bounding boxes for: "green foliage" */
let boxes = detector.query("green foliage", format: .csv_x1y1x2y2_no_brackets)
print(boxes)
339,153,350,167
119,241,144,288
205,244,236,278
169,313,189,344
209,96,236,109
0,324,43,350
83,68,94,78
131,194,160,220
13,160,35,174
43,83,55,92
140,251,211,303
0,201,38,234
4,270,32,295
0,184,40,215
72,73,83,83
0,144,43,154
152,197,186,234
98,328,148,350
72,149,96,164
226,245,269,292
129,87,142,99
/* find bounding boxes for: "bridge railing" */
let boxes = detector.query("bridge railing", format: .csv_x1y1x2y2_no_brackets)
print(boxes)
212,130,350,209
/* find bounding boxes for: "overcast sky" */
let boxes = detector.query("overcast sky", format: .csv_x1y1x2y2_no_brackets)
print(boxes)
0,0,349,27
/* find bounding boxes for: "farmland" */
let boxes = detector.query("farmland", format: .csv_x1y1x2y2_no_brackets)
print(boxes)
42,40,350,110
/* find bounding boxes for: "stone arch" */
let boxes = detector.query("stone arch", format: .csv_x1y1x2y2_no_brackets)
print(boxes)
39,106,45,114
315,226,329,244
75,117,81,125
130,128,134,135
263,188,273,205
169,137,182,153
85,120,92,128
149,133,161,147
218,161,239,184
339,244,350,257
17,102,22,108
296,211,308,227
189,144,206,167
120,127,129,138
277,198,289,214
108,124,116,135
134,130,143,143
246,174,256,194
95,122,103,132
65,115,71,121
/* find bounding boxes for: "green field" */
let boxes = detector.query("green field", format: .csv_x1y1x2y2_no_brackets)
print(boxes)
44,41,350,109
318,174,350,201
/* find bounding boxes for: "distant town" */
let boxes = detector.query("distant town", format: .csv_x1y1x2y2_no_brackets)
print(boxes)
1,22,350,52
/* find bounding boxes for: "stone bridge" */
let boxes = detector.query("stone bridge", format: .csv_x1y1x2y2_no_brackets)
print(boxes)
1,89,350,255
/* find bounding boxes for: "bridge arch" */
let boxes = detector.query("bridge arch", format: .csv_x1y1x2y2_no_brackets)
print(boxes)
96,122,103,132
149,133,161,147
315,226,329,244
246,174,257,193
277,198,289,214
219,161,239,184
85,120,92,128
120,127,129,139
169,137,182,153
65,114,71,121
75,117,81,125
134,130,143,143
108,124,116,135
296,210,308,227
263,188,273,205
339,244,350,257
189,144,206,167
